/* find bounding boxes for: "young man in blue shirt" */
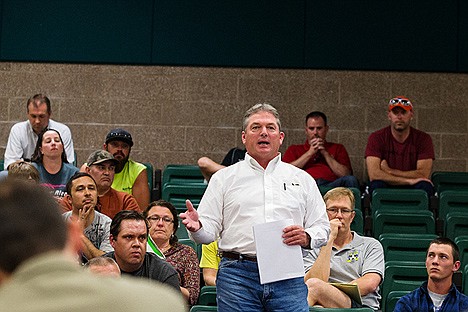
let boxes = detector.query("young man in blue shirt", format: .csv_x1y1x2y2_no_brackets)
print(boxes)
395,237,468,312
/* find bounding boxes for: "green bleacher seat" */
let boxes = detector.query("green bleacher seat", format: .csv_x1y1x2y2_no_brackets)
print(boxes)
178,238,197,255
197,286,217,306
373,210,435,239
379,233,437,263
455,236,468,271
439,190,468,221
385,290,411,312
371,188,429,218
464,264,468,296
445,212,468,240
351,209,364,235
190,305,217,312
0,159,3,171
162,164,205,187
162,183,207,209
432,171,468,194
176,219,189,239
381,261,427,312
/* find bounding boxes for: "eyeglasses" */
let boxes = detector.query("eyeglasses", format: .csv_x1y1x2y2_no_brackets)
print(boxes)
389,98,412,106
326,208,354,215
147,215,174,224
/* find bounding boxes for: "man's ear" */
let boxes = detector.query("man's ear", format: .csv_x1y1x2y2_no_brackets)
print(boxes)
110,234,116,248
453,260,461,272
66,193,72,206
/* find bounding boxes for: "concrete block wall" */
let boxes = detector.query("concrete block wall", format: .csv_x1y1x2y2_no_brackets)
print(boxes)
0,62,467,184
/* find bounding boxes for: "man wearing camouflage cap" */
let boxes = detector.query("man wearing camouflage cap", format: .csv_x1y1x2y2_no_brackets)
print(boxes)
61,150,140,218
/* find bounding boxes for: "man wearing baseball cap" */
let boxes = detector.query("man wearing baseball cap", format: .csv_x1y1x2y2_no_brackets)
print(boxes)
61,150,140,218
103,128,150,210
365,96,435,196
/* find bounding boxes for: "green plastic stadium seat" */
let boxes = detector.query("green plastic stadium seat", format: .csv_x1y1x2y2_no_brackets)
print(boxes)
371,188,429,218
438,190,468,221
197,286,217,306
379,233,437,263
432,171,468,194
445,212,468,241
373,210,435,239
381,261,427,312
162,164,205,187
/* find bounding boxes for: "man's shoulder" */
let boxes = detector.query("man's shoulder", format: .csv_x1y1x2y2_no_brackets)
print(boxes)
144,252,178,273
352,232,383,250
94,210,112,223
127,159,147,170
48,119,71,132
409,127,432,139
9,120,29,132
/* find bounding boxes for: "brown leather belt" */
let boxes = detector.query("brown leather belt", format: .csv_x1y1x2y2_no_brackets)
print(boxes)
222,251,257,262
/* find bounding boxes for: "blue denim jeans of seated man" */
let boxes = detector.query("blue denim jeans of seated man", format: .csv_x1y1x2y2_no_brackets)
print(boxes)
216,257,309,312
316,175,360,189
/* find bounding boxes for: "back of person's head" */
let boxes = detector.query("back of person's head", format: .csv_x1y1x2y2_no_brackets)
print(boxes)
85,256,121,277
323,187,355,210
7,161,40,183
110,210,148,238
242,103,281,131
429,237,460,263
305,111,328,125
27,93,51,114
0,180,67,274
65,172,96,197
31,128,68,164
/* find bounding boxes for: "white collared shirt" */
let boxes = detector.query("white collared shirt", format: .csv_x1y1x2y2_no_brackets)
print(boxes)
4,119,75,168
190,153,330,255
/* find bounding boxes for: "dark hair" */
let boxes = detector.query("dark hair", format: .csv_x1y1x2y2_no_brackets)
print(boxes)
27,93,51,115
0,180,67,273
110,210,148,238
428,237,460,263
143,200,179,245
305,111,328,125
31,128,69,164
7,160,40,183
66,172,96,197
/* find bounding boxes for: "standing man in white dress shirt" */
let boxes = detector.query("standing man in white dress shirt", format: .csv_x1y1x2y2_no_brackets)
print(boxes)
180,103,330,312
4,94,74,169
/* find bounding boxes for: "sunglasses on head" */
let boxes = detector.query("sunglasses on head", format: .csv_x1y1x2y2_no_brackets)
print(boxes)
389,98,412,106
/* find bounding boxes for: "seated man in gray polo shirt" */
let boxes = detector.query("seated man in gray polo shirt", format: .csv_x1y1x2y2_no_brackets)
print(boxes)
303,187,384,310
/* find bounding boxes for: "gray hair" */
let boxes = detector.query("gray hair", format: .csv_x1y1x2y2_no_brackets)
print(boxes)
242,103,281,131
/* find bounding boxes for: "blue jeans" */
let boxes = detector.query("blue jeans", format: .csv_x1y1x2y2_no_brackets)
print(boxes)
316,175,360,188
216,258,309,312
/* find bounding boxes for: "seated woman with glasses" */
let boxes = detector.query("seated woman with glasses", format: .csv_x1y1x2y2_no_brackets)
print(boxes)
143,200,200,305
31,129,79,200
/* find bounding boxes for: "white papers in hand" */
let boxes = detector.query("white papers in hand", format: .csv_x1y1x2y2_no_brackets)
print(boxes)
253,219,305,284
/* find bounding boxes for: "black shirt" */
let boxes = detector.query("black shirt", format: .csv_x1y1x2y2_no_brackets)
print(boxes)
105,252,180,291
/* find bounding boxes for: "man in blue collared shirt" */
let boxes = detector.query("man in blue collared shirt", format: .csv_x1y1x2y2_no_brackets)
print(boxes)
394,237,468,312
